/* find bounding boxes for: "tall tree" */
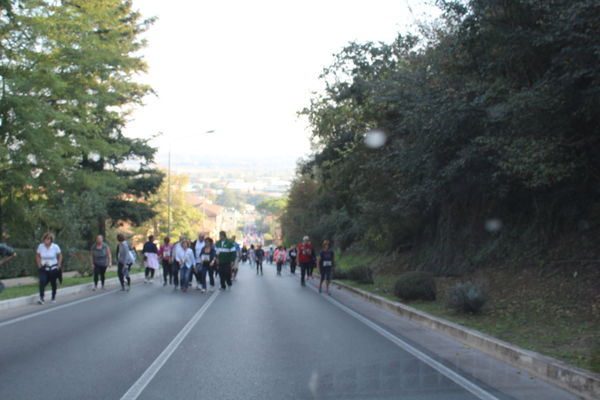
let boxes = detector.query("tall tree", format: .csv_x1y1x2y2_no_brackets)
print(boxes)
0,0,162,246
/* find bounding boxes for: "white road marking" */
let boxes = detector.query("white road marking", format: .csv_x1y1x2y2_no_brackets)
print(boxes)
321,290,500,400
120,290,220,400
0,289,117,328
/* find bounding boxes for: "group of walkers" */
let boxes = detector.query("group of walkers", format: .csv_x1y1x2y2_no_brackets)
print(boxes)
0,231,336,304
239,235,335,295
117,231,240,293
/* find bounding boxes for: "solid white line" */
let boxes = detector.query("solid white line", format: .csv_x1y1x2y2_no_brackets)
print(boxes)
321,292,500,400
0,289,117,328
120,290,220,400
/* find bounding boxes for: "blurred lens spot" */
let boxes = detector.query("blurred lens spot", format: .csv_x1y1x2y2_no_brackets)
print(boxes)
485,219,502,232
364,129,387,148
308,371,319,396
577,220,590,231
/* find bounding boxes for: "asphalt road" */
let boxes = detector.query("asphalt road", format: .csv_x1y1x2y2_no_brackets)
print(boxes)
0,262,578,400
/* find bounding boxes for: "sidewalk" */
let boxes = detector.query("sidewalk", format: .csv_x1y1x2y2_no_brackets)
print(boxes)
2,266,120,288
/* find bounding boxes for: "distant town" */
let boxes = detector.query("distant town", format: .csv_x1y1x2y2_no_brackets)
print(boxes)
153,155,296,246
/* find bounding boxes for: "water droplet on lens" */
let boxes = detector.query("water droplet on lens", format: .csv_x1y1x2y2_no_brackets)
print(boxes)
308,371,319,395
364,129,387,148
485,219,502,232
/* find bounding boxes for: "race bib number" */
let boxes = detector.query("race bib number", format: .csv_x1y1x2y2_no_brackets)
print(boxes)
201,254,210,262
163,249,171,257
323,261,332,267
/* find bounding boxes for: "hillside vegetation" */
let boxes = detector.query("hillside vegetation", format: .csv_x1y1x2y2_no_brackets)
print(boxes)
282,0,600,275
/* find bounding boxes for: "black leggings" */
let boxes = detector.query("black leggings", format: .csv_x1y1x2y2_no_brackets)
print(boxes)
290,259,297,274
219,263,232,289
162,259,172,284
39,268,59,300
145,267,155,279
94,264,107,287
172,262,181,287
256,259,263,274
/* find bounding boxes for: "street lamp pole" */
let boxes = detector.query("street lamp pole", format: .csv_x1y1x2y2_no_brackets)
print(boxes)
165,130,214,238
167,147,171,237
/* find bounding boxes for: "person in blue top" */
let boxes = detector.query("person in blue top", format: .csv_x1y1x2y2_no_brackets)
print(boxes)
317,240,335,295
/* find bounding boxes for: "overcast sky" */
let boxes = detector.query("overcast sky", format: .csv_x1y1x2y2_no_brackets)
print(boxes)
125,0,440,166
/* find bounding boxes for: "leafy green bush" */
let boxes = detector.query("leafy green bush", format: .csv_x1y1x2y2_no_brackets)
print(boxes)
0,248,37,279
393,271,436,301
332,268,348,280
445,282,488,313
70,251,92,277
0,248,91,279
346,265,374,284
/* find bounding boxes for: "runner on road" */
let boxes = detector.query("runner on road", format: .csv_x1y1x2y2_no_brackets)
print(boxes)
297,236,314,287
317,240,335,295
89,235,111,291
192,233,206,289
249,244,256,266
288,245,297,275
172,235,186,290
116,234,133,291
158,237,173,286
36,233,62,304
274,246,287,276
0,242,17,293
198,237,217,293
215,231,236,290
254,245,265,275
232,235,241,281
180,240,195,292
142,235,159,284
268,245,275,264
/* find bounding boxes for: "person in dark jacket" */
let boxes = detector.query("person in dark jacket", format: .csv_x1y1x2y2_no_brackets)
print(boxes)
142,235,159,283
254,245,265,275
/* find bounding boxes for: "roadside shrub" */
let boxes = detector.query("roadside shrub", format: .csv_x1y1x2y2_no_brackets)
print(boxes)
346,265,374,284
445,282,488,313
393,271,436,301
70,252,92,277
590,341,600,373
0,248,90,279
332,268,348,280
0,248,37,279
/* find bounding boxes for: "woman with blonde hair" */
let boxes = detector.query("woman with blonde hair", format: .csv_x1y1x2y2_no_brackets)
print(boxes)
35,232,62,304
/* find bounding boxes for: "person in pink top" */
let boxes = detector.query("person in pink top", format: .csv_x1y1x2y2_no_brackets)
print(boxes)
158,237,174,286
274,246,287,276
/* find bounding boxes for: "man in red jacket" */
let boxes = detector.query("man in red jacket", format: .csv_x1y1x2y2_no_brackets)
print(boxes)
297,236,314,287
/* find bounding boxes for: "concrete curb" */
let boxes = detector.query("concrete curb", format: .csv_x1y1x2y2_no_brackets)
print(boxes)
0,273,146,311
331,279,600,400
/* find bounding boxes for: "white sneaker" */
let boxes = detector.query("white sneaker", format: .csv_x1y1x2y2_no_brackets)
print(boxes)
196,284,201,290
51,299,56,304
37,298,44,305
201,289,206,293
150,279,154,284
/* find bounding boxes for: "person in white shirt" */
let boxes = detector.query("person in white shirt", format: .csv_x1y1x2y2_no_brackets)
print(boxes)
35,232,62,304
172,235,186,290
180,240,195,292
193,233,206,290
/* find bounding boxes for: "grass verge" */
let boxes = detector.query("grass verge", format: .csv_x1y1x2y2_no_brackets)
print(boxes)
0,268,144,301
335,267,599,373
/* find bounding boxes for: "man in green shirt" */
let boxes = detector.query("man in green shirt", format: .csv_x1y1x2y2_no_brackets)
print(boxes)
215,231,236,290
